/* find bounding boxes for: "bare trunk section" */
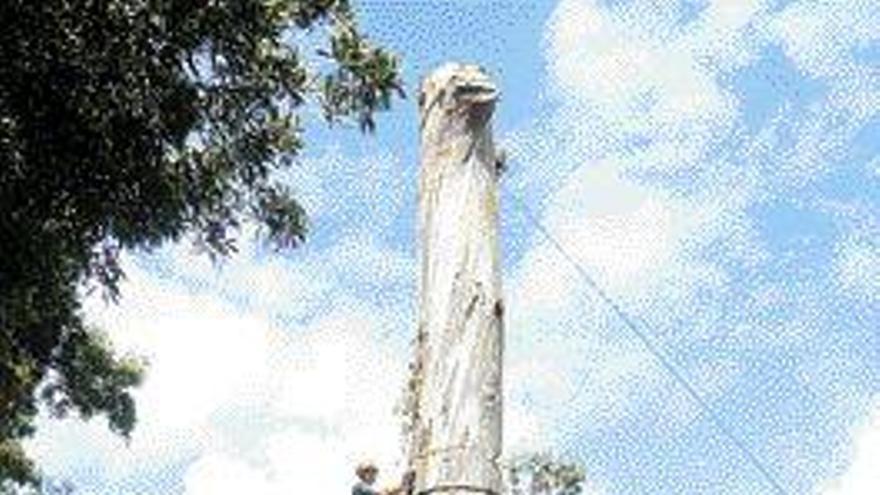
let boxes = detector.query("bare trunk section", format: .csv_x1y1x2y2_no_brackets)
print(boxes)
407,64,503,495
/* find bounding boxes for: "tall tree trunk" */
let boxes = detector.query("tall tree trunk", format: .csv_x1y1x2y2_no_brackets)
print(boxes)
408,63,504,495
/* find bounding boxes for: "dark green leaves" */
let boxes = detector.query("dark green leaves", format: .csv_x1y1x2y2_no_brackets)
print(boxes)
0,440,37,489
41,328,144,438
508,453,587,495
321,21,405,132
0,0,402,487
254,183,308,250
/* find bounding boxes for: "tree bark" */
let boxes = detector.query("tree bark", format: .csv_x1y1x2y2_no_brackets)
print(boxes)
408,63,503,495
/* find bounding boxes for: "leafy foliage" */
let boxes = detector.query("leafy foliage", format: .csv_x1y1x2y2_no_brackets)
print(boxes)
507,453,587,495
0,0,402,487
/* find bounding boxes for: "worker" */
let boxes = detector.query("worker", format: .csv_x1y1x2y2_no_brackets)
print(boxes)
352,462,415,495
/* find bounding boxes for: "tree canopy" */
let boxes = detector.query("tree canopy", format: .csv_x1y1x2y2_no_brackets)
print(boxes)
507,453,587,495
0,0,402,488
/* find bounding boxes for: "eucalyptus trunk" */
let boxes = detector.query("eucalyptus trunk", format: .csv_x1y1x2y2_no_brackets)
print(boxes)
408,63,504,495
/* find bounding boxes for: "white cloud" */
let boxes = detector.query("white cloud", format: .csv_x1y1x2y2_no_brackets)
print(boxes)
836,239,880,301
546,162,680,287
177,309,406,494
820,399,880,495
503,0,880,491
27,224,413,494
79,264,279,432
510,0,876,366
184,453,276,495
545,0,740,143
769,1,880,76
769,1,880,121
176,305,409,495
504,402,548,457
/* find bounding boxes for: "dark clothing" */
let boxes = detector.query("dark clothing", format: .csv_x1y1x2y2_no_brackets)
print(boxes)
353,482,380,495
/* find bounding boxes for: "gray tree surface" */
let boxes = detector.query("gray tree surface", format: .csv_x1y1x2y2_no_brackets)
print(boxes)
407,63,503,495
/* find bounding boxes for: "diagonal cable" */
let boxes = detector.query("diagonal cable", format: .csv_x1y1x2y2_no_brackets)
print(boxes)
503,184,789,495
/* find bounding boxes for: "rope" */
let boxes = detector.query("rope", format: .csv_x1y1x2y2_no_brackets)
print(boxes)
503,184,790,495
417,485,499,495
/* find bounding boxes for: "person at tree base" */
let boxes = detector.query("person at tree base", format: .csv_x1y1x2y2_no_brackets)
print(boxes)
352,462,415,495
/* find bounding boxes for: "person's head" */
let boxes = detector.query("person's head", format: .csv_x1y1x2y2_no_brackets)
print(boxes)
356,462,379,484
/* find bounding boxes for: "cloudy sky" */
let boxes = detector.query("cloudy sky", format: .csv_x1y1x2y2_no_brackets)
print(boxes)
25,0,880,494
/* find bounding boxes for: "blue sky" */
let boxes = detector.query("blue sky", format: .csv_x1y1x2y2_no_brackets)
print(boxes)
25,1,880,494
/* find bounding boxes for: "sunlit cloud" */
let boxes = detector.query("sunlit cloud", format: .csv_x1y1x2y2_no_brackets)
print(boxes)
503,0,880,492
